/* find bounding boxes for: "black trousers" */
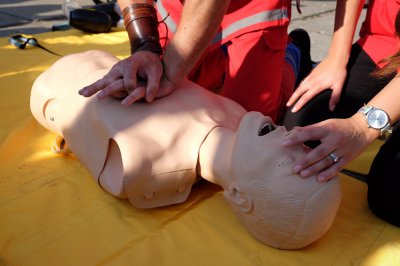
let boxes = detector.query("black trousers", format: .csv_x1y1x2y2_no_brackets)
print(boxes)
282,43,400,226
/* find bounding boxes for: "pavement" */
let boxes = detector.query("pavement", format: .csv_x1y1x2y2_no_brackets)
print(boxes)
0,0,367,62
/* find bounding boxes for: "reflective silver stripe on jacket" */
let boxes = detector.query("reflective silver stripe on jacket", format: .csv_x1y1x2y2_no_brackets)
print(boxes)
156,1,177,33
156,1,288,44
211,8,288,45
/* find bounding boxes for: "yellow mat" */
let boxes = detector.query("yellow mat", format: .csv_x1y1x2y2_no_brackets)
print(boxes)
1,29,399,266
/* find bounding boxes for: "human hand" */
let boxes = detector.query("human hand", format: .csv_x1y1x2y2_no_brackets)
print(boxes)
78,51,173,106
282,115,378,182
286,56,348,112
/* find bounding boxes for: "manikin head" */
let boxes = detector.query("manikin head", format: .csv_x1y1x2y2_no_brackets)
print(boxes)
205,112,341,249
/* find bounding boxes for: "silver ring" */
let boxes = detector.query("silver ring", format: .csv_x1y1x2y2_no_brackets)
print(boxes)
328,152,339,164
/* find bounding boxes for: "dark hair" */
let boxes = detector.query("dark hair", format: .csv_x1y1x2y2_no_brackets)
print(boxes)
371,9,400,79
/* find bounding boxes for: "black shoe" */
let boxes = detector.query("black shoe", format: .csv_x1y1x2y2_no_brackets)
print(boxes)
289,28,314,86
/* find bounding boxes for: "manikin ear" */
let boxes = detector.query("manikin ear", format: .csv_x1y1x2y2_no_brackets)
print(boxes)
51,135,71,154
226,184,253,213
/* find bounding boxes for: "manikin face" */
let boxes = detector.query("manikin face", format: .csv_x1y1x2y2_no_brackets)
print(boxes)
229,111,314,194
224,111,341,249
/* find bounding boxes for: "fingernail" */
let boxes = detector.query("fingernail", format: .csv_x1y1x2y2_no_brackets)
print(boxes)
300,169,310,177
282,139,292,146
291,106,297,113
317,176,326,182
121,99,128,106
293,165,302,173
97,91,105,98
146,95,154,103
329,105,335,111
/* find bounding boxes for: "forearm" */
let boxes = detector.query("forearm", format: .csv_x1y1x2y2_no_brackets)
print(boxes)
366,75,400,122
328,0,365,65
162,0,231,85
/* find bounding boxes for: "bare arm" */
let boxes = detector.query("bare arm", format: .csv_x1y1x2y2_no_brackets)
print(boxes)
287,0,365,112
364,75,400,127
162,0,231,85
328,0,365,68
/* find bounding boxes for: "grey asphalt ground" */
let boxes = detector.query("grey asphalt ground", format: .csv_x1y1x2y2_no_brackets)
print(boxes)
0,0,367,62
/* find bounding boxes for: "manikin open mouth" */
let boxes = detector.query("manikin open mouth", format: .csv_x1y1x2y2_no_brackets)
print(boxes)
258,123,276,136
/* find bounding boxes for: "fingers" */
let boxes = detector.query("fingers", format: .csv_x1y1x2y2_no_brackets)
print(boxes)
286,76,315,107
283,125,343,182
89,74,158,106
292,143,333,173
290,90,317,113
79,64,122,97
122,63,139,96
145,77,162,102
287,79,325,113
96,79,125,99
296,153,342,181
78,52,164,104
283,125,326,146
315,158,344,182
121,87,146,106
79,79,105,97
291,147,344,182
286,82,306,107
144,66,163,103
294,149,344,182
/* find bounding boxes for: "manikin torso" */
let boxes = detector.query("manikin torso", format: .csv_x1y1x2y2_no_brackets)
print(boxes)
31,51,246,208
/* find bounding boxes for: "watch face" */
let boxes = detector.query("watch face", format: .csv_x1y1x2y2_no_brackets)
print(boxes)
367,109,389,129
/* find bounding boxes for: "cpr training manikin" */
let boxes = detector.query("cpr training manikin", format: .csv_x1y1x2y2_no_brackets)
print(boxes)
30,50,341,250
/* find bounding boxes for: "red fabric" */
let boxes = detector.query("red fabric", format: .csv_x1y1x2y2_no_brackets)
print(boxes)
187,28,294,121
189,27,293,122
157,0,291,49
156,0,294,122
357,0,400,67
221,28,291,122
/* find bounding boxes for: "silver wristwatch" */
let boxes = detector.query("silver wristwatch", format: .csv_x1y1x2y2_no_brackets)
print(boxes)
358,106,393,140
